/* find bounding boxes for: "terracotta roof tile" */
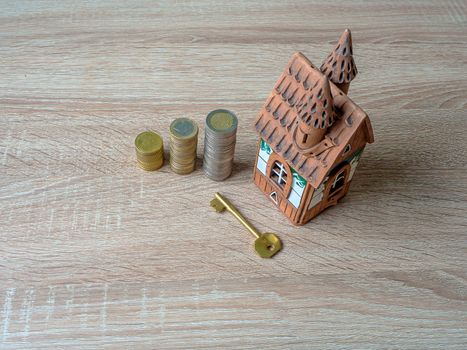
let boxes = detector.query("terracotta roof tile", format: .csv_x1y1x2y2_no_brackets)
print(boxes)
254,52,373,188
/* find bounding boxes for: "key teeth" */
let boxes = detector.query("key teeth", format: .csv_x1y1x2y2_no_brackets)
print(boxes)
210,198,226,212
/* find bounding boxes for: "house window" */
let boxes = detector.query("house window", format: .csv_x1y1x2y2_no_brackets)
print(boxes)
270,161,288,188
329,170,346,195
270,191,278,204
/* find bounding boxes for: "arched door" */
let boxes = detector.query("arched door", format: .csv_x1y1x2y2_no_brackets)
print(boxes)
321,163,351,210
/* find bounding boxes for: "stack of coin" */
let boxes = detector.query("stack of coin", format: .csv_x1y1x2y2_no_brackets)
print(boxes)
134,131,164,171
169,118,199,175
203,109,238,181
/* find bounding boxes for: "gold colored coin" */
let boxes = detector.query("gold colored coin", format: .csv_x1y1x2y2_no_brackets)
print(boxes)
135,131,164,171
135,131,163,155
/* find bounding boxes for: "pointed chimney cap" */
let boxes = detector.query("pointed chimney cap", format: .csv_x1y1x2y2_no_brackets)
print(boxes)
336,28,353,56
297,74,335,132
320,29,358,85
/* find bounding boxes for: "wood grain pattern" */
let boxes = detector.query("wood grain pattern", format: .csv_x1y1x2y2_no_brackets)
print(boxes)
1,0,466,348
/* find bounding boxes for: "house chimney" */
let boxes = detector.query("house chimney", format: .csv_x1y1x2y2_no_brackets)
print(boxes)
295,74,334,150
320,29,357,95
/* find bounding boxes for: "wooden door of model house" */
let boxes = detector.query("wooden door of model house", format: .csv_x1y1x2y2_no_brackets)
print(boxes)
321,163,351,209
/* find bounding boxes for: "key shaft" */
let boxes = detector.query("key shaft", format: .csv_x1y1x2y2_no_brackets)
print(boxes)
214,192,260,238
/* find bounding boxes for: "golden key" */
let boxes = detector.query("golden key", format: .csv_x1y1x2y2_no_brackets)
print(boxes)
210,192,282,258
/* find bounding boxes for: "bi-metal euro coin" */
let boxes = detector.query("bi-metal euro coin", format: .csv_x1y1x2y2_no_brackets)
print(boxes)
203,109,238,181
169,118,199,175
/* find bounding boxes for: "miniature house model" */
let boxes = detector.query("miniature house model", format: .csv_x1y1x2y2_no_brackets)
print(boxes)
253,29,374,225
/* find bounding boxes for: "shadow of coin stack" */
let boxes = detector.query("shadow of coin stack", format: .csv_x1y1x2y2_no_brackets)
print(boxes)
134,131,164,171
203,109,238,181
169,118,199,175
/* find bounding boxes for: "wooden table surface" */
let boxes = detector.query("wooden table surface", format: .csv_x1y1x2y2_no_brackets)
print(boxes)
1,1,466,349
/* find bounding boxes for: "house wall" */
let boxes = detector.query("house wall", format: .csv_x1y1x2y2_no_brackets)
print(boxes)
302,123,369,222
254,117,370,225
253,139,312,225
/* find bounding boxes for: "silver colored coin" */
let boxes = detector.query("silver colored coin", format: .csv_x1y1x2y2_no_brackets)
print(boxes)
203,109,238,181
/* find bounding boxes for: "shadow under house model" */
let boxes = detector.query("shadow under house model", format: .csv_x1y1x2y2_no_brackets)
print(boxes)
253,29,374,226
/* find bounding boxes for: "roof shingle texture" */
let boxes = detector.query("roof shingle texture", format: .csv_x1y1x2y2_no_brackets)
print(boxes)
254,52,373,188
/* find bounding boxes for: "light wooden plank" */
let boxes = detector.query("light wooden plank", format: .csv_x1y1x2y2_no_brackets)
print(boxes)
1,272,466,349
0,0,466,348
